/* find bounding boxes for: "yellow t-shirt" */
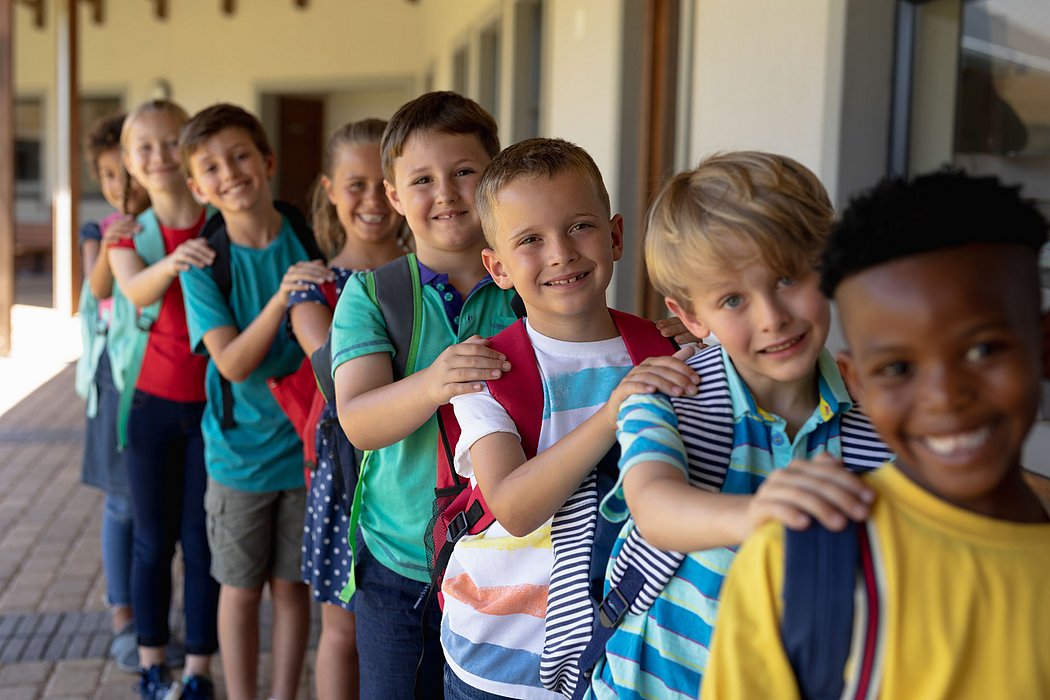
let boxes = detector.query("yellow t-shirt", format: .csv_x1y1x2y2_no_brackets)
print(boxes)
702,465,1050,700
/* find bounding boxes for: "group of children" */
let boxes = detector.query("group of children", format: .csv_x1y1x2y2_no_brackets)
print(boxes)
75,88,1050,700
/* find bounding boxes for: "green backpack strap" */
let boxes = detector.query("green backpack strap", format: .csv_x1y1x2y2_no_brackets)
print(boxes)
338,254,422,603
74,279,106,416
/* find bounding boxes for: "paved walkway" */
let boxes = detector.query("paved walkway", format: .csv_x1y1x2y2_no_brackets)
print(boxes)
0,307,321,698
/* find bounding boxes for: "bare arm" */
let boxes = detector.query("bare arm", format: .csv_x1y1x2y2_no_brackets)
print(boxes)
202,260,332,382
473,350,701,536
289,301,333,358
108,232,216,309
335,337,509,451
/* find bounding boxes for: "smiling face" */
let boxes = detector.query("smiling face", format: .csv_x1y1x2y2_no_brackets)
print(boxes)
384,130,491,261
122,110,186,196
667,246,829,402
186,127,275,213
323,141,402,247
836,244,1043,516
96,148,149,215
481,170,623,340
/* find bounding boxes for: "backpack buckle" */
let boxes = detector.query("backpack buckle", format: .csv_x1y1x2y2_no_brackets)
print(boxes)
446,511,470,544
135,315,155,332
598,586,630,628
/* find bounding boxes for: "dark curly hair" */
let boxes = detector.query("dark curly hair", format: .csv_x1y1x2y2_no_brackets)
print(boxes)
821,169,1047,297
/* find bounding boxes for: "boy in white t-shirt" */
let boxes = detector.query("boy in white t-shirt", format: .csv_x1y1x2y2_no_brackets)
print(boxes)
441,138,698,699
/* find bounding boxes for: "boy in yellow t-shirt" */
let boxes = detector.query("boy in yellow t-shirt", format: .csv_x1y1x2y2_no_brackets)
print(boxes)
703,170,1050,699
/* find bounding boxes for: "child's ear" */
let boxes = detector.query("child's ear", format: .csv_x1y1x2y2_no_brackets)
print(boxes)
321,175,335,205
482,247,514,290
384,179,406,216
664,297,709,341
836,350,864,403
186,176,206,204
610,214,625,262
265,152,277,179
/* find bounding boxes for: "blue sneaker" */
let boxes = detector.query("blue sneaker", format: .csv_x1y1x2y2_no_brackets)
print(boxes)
181,675,214,700
136,665,181,700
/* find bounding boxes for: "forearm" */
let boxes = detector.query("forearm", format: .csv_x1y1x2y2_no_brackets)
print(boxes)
88,242,116,299
626,467,751,551
210,293,287,382
338,368,441,450
482,413,618,536
289,302,332,358
108,248,174,308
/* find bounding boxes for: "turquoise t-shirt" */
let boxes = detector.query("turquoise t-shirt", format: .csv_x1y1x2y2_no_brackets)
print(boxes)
180,217,308,492
330,264,518,582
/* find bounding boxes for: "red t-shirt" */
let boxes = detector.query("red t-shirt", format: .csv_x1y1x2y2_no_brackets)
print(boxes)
113,212,208,402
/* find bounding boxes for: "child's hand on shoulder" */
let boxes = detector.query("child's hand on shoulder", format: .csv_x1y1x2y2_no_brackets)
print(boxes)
600,346,700,430
101,215,140,247
746,453,874,537
656,316,707,347
276,259,335,301
165,238,216,276
422,335,511,406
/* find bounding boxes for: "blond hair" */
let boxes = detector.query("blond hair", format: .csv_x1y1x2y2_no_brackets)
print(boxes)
645,151,833,312
475,137,610,247
120,99,190,151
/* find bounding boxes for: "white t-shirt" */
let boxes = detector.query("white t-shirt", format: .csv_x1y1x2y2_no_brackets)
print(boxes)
441,320,633,699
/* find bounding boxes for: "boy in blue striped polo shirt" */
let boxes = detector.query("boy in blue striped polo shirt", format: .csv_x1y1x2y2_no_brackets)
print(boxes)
585,151,888,699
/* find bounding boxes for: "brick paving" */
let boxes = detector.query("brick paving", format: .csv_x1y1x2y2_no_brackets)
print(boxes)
0,364,321,698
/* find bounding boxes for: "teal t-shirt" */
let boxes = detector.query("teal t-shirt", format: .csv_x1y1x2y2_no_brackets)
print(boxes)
330,266,518,582
180,217,308,492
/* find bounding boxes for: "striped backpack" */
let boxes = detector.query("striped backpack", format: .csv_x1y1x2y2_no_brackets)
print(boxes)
556,343,893,698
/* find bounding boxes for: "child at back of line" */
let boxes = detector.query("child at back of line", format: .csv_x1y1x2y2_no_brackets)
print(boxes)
287,117,408,700
106,100,220,700
441,137,699,700
703,170,1050,699
177,103,333,700
74,112,151,674
330,91,515,698
585,152,886,699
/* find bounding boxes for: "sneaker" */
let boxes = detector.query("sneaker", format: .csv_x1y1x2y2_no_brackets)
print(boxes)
110,622,139,674
165,636,186,668
181,675,214,700
136,665,182,700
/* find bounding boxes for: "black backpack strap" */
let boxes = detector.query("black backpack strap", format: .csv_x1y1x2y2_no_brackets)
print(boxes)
199,212,237,429
782,522,869,700
371,255,419,381
275,200,325,262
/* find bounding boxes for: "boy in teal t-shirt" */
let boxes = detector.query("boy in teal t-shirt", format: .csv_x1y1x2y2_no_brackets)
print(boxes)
178,103,332,700
330,91,515,698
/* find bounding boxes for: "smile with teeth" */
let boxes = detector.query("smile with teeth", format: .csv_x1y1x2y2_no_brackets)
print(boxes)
760,334,803,353
434,211,465,220
545,272,588,286
358,214,385,224
920,425,991,456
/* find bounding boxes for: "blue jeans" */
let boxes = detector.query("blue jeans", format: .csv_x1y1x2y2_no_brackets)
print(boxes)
100,494,134,608
354,543,445,699
444,665,514,700
125,390,219,655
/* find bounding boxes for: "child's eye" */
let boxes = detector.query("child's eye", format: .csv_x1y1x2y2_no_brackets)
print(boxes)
348,181,365,191
875,361,910,378
569,222,593,233
964,341,1000,362
777,276,795,287
455,168,476,177
412,175,432,186
518,235,539,246
721,295,742,309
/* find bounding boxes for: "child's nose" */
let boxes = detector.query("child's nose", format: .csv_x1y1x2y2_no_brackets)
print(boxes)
756,296,790,331
917,364,973,411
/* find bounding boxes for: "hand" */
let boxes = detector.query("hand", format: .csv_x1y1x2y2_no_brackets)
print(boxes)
101,216,140,247
657,316,706,347
746,453,874,536
164,238,217,276
421,335,511,405
276,259,335,301
601,346,700,429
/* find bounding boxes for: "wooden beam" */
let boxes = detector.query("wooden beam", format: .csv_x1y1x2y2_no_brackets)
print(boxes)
293,0,308,8
0,0,14,356
54,0,80,316
221,0,234,15
17,0,43,28
81,0,102,24
151,0,167,20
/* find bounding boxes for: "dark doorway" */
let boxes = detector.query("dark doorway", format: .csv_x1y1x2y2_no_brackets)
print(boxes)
276,96,324,215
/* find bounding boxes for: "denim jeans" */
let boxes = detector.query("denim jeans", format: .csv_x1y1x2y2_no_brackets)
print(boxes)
100,493,134,608
354,543,445,699
125,390,219,655
444,665,515,700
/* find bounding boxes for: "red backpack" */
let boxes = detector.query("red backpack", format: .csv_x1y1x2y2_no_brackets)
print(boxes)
424,309,677,604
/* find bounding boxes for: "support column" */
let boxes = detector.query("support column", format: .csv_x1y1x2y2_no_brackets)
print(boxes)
54,0,80,316
0,0,14,355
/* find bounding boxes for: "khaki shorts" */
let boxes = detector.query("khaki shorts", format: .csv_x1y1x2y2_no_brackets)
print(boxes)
204,479,306,588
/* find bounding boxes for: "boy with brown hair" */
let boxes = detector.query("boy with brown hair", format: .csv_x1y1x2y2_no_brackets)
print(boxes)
330,91,515,698
179,103,332,700
703,170,1050,698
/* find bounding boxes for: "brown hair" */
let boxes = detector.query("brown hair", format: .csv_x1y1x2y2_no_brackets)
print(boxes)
84,112,126,179
311,118,388,259
179,103,273,171
645,151,834,313
475,137,610,246
380,91,499,182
